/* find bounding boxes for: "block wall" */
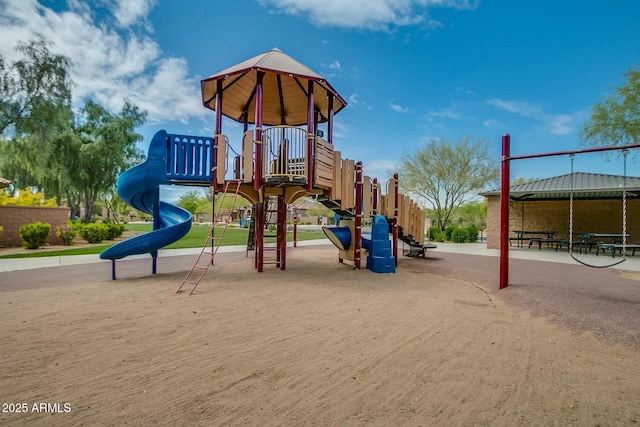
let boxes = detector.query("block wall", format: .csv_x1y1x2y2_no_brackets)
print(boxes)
0,206,70,247
486,196,639,249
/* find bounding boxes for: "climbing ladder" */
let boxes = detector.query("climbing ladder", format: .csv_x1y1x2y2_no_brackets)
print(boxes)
263,196,281,267
176,179,242,295
246,214,255,257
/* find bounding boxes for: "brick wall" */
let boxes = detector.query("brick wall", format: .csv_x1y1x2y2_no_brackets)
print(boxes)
486,196,639,249
0,206,70,247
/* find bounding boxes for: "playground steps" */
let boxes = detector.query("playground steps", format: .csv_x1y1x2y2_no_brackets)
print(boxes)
315,195,353,219
177,180,242,295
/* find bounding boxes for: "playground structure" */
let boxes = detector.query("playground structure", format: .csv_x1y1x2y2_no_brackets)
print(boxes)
100,48,426,290
499,134,640,289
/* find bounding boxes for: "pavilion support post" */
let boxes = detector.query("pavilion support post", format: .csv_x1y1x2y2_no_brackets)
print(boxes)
393,173,399,268
500,134,511,289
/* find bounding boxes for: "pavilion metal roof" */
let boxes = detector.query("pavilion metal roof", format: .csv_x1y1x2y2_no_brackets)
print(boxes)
481,172,640,200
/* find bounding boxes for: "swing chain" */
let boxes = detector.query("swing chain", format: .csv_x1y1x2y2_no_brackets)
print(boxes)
622,149,628,256
568,154,575,256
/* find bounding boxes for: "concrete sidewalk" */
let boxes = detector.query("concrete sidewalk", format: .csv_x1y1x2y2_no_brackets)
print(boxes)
2,239,639,273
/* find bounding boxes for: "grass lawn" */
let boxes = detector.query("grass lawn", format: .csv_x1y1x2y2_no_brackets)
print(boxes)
0,223,326,259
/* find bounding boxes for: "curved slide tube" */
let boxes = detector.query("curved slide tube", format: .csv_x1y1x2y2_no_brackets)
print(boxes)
100,130,192,261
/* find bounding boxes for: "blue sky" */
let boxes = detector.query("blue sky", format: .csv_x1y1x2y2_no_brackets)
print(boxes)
1,0,638,201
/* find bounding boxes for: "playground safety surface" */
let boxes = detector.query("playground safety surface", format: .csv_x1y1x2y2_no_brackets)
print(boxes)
1,244,639,425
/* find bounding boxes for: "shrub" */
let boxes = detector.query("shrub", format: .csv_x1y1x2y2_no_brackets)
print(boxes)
79,223,109,243
105,223,125,240
444,226,457,241
428,226,441,240
56,224,78,246
451,228,470,243
18,221,51,249
433,232,446,242
466,226,479,243
0,225,3,239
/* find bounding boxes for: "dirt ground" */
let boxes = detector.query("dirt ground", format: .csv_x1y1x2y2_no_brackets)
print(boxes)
0,246,639,426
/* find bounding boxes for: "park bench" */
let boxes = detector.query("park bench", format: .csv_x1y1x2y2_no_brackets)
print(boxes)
528,238,572,251
596,243,640,258
404,243,438,258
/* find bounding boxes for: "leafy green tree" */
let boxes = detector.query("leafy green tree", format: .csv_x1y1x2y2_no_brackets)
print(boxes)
455,199,487,228
53,99,146,223
397,135,499,231
177,190,207,220
581,65,640,147
0,36,73,197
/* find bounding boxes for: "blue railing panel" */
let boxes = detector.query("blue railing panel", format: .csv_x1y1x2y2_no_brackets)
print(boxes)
165,133,213,183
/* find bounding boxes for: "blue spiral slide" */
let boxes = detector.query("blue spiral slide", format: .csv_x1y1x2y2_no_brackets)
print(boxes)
100,130,192,268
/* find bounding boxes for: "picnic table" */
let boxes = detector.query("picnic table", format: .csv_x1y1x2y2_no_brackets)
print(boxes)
575,233,631,255
510,230,558,248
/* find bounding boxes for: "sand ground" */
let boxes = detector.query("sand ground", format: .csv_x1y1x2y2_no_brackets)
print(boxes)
1,246,639,426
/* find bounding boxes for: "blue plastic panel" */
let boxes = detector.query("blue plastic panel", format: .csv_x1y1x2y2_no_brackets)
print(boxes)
165,133,214,183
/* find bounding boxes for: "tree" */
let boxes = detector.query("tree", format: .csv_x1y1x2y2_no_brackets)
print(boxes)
53,99,146,223
581,65,640,147
397,135,499,230
102,189,130,223
0,36,73,197
455,199,487,228
177,190,207,220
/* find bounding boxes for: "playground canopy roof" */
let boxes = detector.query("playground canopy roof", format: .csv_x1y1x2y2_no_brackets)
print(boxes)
481,172,640,200
0,177,10,189
201,48,347,126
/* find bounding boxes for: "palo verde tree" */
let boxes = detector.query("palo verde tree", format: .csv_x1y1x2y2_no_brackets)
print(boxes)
0,35,73,197
54,99,146,223
397,135,499,231
581,64,640,147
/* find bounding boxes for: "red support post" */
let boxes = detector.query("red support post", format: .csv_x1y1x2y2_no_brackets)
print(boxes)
393,173,399,268
293,216,298,248
499,134,511,289
213,81,223,193
354,162,363,269
327,93,334,144
256,201,264,272
306,81,315,192
254,72,264,191
372,177,378,215
278,194,286,270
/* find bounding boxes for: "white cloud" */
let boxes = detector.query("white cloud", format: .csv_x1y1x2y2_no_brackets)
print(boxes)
390,102,409,113
363,159,398,183
486,98,544,119
426,108,460,120
482,118,504,129
329,60,341,70
112,0,157,28
0,0,206,124
258,0,478,30
487,98,577,136
548,114,573,136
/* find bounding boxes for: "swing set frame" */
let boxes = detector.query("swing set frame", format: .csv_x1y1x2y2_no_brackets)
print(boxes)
499,134,640,289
